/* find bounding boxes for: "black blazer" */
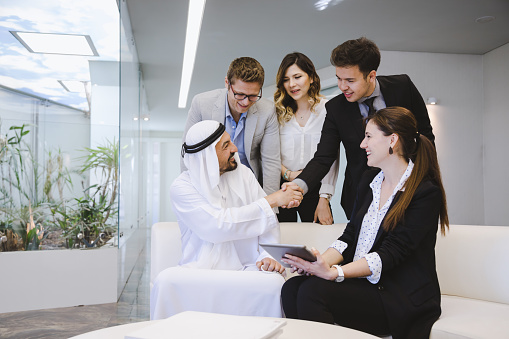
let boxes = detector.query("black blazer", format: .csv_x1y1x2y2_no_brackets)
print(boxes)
297,74,434,217
341,169,442,339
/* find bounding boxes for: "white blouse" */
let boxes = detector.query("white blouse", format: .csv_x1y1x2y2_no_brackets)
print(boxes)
330,160,415,284
279,99,339,196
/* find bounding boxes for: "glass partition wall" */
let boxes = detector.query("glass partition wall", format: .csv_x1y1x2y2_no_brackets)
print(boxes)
0,0,147,311
0,86,95,250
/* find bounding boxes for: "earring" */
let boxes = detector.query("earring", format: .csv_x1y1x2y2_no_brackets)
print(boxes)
389,146,393,155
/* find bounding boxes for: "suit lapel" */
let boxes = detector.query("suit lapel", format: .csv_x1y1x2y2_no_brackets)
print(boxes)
212,88,227,122
344,101,365,140
378,77,396,107
244,104,258,158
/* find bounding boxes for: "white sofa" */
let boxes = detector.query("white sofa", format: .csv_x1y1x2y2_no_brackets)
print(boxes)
151,222,509,338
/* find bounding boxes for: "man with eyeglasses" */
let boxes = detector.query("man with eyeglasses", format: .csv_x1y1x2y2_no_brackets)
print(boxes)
182,57,281,197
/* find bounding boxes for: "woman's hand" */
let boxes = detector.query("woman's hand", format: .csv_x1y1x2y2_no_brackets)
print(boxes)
281,248,338,281
314,197,333,225
288,169,302,181
256,257,286,274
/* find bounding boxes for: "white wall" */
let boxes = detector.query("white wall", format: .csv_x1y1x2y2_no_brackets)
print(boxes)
0,248,117,313
379,51,485,225
483,43,509,226
142,135,183,223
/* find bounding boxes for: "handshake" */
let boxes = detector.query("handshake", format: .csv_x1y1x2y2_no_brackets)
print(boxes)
264,182,304,209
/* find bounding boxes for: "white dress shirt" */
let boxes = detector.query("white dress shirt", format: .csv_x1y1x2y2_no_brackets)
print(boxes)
279,99,339,195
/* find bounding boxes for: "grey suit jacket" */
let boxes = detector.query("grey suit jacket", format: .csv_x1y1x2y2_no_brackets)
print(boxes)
181,88,280,196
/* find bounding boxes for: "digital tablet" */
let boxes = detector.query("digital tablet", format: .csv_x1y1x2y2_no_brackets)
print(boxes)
259,243,317,267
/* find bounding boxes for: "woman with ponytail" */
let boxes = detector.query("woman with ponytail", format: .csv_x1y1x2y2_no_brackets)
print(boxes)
281,107,448,339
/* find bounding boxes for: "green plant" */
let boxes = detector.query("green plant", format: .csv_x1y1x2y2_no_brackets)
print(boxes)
0,122,71,251
50,183,116,248
48,139,119,249
0,123,30,210
1,119,119,251
43,148,74,203
0,122,37,250
79,138,119,222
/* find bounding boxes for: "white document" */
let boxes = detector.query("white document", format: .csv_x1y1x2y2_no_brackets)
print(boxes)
125,311,286,339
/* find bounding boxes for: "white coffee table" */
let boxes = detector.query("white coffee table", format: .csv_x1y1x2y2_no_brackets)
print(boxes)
70,315,379,338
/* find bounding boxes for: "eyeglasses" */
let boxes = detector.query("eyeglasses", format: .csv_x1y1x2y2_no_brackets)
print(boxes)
229,83,262,102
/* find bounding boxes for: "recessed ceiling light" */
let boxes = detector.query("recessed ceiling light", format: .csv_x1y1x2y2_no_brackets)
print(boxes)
10,31,99,56
475,16,495,24
314,0,342,11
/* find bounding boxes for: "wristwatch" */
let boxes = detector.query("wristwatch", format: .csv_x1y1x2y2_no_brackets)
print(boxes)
332,265,344,282
320,193,332,202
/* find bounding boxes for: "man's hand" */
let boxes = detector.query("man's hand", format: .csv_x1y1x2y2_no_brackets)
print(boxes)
279,182,304,208
314,197,333,225
256,257,285,274
265,182,303,208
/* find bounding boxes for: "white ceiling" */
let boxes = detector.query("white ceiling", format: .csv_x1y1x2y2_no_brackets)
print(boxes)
125,0,509,133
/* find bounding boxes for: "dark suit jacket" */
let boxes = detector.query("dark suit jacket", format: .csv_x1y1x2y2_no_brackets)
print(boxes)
341,169,442,339
297,74,434,218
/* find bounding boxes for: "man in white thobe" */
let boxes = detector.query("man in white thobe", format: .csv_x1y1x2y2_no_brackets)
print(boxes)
150,120,302,320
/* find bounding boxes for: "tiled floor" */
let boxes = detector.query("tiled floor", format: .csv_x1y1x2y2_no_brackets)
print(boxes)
0,244,151,339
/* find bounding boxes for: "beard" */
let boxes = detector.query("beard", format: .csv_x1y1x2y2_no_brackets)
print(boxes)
222,154,238,173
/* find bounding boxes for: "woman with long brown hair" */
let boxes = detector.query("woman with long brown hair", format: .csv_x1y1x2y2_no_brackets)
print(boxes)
281,106,448,339
274,52,339,224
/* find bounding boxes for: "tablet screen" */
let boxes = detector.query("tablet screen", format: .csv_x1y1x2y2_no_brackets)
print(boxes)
259,243,316,267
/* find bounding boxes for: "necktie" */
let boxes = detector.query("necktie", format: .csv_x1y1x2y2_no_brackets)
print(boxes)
364,97,376,117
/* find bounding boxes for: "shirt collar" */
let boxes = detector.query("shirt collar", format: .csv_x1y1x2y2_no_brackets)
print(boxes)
370,159,415,193
358,79,380,104
225,94,247,121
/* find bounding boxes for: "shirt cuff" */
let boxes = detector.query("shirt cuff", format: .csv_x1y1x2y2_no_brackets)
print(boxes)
329,240,348,254
292,178,309,195
255,198,276,217
318,183,335,196
364,252,382,284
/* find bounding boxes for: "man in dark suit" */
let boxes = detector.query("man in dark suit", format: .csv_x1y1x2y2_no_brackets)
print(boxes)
293,37,434,218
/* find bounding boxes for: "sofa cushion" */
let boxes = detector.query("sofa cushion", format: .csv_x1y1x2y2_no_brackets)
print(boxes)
430,295,509,339
279,222,346,252
435,225,509,304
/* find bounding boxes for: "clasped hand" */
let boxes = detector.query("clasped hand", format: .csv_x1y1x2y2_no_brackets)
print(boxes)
280,182,304,208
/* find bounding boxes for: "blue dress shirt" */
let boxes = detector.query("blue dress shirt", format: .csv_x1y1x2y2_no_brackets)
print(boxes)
224,96,252,170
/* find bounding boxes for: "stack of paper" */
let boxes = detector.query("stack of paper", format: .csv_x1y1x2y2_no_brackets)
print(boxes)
125,311,286,339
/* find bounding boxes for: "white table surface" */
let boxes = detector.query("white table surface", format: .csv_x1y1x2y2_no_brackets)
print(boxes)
69,316,379,339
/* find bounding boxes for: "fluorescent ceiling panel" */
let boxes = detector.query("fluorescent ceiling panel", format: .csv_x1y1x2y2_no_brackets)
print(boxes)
178,0,206,108
10,31,99,56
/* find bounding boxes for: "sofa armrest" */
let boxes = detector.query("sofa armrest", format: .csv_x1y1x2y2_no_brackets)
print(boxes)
150,222,182,287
